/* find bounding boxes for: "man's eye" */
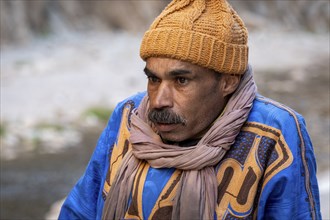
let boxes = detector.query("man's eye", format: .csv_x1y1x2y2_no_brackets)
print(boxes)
177,77,188,85
148,76,160,83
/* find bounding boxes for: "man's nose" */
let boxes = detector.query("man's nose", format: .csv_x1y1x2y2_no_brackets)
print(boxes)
152,83,173,109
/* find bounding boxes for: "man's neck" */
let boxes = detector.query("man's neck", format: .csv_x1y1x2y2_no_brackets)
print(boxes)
162,138,201,147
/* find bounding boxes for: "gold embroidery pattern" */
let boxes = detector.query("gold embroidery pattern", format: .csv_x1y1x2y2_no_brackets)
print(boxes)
102,101,135,199
216,122,293,219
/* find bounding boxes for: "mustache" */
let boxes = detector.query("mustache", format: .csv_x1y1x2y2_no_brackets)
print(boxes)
148,109,186,125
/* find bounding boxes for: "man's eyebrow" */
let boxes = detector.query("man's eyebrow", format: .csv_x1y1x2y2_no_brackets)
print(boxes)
168,69,191,77
144,67,192,77
144,67,157,77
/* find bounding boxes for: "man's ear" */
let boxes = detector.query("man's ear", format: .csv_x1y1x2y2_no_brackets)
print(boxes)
220,75,240,97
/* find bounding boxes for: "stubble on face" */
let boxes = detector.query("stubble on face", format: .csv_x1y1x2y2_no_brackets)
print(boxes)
145,57,227,143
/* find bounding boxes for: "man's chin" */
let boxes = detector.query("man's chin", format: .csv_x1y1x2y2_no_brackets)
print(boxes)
159,133,187,145
159,132,188,145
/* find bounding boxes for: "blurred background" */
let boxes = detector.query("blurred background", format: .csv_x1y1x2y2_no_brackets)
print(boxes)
1,0,329,219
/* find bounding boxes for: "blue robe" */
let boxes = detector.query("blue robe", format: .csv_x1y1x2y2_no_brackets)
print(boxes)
59,92,321,219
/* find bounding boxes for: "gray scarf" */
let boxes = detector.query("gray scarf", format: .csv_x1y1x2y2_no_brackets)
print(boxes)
102,66,257,219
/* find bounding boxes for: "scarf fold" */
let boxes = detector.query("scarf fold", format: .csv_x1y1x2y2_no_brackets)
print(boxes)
102,66,257,220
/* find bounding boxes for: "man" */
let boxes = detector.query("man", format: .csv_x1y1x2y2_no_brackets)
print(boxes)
59,0,322,219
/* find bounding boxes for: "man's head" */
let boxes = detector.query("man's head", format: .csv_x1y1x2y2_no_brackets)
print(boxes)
140,0,248,142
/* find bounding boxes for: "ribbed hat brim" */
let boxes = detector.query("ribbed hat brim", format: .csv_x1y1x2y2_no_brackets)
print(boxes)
140,28,248,75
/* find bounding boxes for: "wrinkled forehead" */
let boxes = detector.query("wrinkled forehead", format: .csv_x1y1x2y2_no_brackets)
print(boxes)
145,57,217,76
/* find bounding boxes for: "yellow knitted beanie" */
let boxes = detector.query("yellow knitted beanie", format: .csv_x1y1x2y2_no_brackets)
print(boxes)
140,0,248,75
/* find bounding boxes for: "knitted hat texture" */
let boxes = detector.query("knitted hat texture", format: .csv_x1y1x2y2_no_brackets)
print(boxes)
140,0,249,75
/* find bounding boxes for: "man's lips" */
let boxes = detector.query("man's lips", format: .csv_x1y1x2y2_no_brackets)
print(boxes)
154,122,180,132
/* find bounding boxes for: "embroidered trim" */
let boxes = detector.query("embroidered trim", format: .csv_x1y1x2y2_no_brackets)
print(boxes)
102,101,135,198
216,122,293,219
148,170,182,220
256,95,317,220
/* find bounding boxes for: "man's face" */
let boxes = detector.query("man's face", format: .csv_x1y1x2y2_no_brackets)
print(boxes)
145,57,228,143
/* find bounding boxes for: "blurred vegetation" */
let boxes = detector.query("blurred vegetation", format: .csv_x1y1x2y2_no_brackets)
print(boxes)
1,0,329,45
0,123,6,137
35,122,65,132
83,106,113,123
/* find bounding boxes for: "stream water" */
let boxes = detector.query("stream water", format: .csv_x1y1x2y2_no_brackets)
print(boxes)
1,128,101,220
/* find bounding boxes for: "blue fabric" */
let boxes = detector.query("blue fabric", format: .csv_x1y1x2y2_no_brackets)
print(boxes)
248,96,321,220
143,167,175,219
59,92,146,220
59,92,321,220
